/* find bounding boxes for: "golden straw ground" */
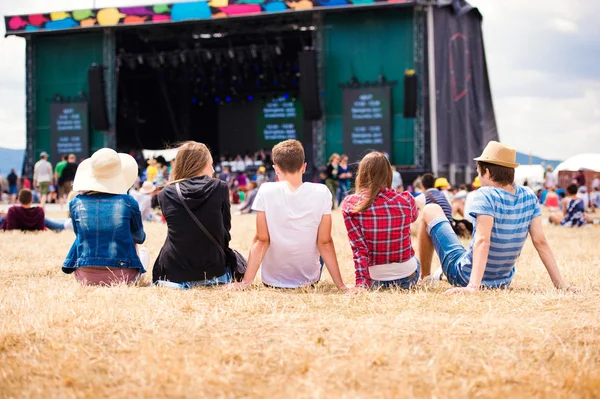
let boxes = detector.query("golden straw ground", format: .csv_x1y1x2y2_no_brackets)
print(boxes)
1,211,599,398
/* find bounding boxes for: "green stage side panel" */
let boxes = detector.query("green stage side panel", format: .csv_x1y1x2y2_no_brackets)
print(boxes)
323,9,414,165
34,33,104,162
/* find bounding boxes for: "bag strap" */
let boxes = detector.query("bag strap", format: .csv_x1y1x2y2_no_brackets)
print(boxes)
175,182,226,260
424,190,439,205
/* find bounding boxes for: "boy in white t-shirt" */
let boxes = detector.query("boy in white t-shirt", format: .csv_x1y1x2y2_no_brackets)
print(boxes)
228,140,347,290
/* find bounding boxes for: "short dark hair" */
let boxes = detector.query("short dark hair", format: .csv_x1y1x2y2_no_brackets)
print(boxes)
18,189,33,205
566,183,578,195
476,161,515,186
272,140,305,173
421,173,436,190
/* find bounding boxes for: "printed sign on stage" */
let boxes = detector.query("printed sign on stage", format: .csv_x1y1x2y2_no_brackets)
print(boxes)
256,95,303,149
343,87,392,163
50,102,90,164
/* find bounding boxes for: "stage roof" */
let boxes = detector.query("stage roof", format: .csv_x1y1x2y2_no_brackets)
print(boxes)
4,0,414,37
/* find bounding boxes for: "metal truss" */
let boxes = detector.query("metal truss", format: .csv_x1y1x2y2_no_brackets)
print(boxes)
103,29,117,149
413,6,426,169
24,37,36,178
313,12,326,168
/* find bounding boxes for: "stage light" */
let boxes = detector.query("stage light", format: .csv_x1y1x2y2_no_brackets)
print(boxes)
226,97,231,102
283,93,289,99
215,97,220,103
300,26,308,31
248,95,254,101
250,45,258,59
275,45,282,56
309,26,316,31
228,48,235,59
180,51,187,64
204,50,212,61
158,53,166,65
192,98,197,104
200,34,211,39
137,55,144,65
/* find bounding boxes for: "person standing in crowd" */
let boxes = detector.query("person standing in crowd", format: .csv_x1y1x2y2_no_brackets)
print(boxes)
435,177,452,203
54,155,68,207
1,189,45,231
324,153,340,208
342,152,421,290
7,168,18,204
131,181,157,221
419,141,575,293
550,184,587,227
219,166,232,184
337,154,352,205
391,166,404,192
145,158,158,183
58,154,78,200
421,173,453,222
544,166,557,189
33,152,53,207
62,148,149,286
255,166,268,187
592,176,600,191
575,169,586,187
153,141,236,288
228,139,347,290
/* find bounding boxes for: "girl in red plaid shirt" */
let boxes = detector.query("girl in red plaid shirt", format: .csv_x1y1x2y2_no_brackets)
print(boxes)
342,152,421,289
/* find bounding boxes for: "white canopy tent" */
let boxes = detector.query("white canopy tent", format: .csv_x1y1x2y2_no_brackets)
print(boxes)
554,154,600,174
142,148,179,162
514,165,545,190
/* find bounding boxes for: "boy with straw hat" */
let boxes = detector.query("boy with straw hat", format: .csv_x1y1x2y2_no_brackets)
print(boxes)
417,141,576,293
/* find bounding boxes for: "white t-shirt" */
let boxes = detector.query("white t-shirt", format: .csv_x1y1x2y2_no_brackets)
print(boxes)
34,160,53,183
252,181,332,288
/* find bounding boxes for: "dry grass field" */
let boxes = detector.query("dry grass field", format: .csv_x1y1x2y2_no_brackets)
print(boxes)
1,209,600,398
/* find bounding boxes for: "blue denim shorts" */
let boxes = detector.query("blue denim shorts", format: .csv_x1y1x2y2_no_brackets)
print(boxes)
155,267,233,289
9,185,17,195
427,217,469,287
370,264,421,290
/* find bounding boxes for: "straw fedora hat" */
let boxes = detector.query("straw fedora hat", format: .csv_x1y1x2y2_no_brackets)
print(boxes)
473,141,520,169
73,148,138,195
139,181,157,195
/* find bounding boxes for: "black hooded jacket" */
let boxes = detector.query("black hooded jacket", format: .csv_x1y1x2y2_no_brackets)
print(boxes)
153,175,231,283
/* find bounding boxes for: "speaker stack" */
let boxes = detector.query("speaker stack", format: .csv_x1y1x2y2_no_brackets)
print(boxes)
88,64,110,131
298,50,322,121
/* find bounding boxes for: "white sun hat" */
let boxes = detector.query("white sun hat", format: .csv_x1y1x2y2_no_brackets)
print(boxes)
73,148,138,195
139,180,157,194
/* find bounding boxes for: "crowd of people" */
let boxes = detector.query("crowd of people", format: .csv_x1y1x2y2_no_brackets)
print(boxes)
0,139,578,294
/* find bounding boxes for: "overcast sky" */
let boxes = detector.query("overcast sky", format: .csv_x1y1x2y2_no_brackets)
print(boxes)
1,0,598,160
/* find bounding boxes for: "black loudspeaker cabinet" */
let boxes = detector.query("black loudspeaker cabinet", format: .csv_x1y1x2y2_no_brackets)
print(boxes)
298,51,322,121
88,65,110,131
403,72,417,118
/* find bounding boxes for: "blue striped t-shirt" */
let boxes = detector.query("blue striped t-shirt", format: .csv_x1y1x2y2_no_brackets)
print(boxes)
457,186,541,287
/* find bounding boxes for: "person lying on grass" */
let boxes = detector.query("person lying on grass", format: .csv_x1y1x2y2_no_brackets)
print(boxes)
341,151,424,290
62,148,149,286
418,141,576,294
227,139,347,290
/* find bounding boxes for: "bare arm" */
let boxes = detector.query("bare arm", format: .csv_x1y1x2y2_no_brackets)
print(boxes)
529,216,571,289
317,214,347,290
228,211,270,289
446,214,493,294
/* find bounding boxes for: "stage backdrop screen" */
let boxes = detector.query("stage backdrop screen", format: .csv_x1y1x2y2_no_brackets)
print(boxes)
256,95,303,150
50,102,89,164
342,87,392,163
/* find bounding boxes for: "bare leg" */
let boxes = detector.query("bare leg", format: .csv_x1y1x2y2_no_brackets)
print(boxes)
549,212,562,225
418,204,447,278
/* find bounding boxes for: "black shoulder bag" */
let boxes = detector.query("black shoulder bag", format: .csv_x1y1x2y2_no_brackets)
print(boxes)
175,182,247,281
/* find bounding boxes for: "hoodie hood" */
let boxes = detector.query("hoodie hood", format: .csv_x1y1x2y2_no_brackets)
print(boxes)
177,175,223,210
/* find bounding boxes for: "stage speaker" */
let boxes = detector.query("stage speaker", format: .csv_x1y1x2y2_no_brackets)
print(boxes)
298,51,322,121
88,64,110,131
404,70,417,118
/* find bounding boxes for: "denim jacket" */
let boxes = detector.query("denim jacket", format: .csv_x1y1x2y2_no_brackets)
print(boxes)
63,193,147,273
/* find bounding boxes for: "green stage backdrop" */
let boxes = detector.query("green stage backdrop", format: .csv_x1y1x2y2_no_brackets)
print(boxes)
323,9,415,165
34,33,104,163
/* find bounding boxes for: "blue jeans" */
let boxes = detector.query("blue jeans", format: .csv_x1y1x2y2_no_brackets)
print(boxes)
155,268,233,289
370,266,420,289
45,218,66,232
427,217,470,287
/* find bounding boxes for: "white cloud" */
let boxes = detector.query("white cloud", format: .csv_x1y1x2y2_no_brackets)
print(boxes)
552,18,578,33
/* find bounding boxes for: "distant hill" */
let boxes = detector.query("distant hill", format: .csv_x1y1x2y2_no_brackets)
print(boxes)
0,148,24,176
516,152,562,169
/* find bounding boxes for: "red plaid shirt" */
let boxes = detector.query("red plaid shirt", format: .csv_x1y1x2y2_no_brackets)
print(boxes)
342,188,418,288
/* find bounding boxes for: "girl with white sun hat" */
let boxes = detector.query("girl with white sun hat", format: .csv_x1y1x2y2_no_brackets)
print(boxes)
62,148,149,286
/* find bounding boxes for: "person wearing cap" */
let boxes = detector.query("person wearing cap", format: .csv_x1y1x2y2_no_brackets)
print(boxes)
131,181,157,221
255,165,268,187
33,151,53,208
434,177,452,203
418,141,575,293
62,148,149,286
